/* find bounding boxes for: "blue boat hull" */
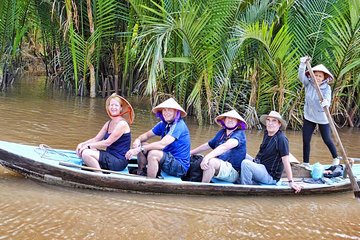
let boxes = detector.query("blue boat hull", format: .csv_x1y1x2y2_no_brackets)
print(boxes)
0,140,359,196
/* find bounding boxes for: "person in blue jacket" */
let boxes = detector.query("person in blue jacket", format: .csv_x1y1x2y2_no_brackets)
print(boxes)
76,93,134,173
190,110,247,183
125,98,190,178
298,56,341,169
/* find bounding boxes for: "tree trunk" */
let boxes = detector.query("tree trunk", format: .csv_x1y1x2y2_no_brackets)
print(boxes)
113,44,119,94
86,0,96,98
0,65,3,89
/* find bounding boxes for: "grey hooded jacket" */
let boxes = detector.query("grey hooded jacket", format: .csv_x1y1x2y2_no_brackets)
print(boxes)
298,63,331,124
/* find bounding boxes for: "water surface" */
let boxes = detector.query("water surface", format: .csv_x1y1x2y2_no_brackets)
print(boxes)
0,75,359,239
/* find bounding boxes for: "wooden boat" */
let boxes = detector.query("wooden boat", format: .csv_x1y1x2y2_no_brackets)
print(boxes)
0,140,359,196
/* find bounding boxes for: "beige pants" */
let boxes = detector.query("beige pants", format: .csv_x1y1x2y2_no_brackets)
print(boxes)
214,161,239,183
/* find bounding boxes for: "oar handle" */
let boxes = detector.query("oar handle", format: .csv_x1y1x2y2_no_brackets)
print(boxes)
59,161,145,178
305,61,360,197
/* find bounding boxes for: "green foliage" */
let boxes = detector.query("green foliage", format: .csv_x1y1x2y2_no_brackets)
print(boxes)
0,0,35,89
323,0,360,126
1,0,359,128
289,0,337,60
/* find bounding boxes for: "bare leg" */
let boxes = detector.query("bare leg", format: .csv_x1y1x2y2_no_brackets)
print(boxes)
136,152,148,175
147,150,163,178
82,149,102,173
202,158,221,183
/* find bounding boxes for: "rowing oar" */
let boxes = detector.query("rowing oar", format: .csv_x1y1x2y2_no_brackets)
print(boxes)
350,158,360,163
305,61,360,199
59,161,145,178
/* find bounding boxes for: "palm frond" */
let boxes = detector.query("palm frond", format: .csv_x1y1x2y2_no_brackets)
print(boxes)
322,0,360,126
96,0,117,37
289,0,337,59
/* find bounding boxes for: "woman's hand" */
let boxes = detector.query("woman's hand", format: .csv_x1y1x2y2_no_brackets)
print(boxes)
125,147,141,160
76,143,84,157
76,143,91,157
300,56,310,63
320,99,330,108
132,138,141,149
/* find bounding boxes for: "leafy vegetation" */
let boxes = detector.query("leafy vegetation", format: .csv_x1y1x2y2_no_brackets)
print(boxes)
0,0,359,128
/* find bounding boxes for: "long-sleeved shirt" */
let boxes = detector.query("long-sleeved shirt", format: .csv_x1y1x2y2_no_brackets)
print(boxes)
298,63,331,124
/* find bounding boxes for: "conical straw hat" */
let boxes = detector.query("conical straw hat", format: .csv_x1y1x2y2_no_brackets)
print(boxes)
152,98,187,117
215,110,247,129
105,93,135,125
305,64,334,82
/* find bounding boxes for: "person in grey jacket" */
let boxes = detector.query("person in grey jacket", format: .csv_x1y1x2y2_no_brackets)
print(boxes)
298,56,341,169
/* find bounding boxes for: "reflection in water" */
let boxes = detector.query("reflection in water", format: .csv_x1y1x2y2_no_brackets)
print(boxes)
0,76,360,239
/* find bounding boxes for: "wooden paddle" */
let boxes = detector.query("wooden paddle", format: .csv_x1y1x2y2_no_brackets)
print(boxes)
350,158,360,163
59,161,145,178
305,60,360,199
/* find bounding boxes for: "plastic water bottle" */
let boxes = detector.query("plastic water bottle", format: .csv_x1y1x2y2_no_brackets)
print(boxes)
311,162,324,180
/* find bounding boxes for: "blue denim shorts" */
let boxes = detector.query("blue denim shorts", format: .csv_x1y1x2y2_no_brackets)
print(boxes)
99,151,128,171
160,152,187,177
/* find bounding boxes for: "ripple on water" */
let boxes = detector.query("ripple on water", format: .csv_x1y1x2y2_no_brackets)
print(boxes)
1,77,360,239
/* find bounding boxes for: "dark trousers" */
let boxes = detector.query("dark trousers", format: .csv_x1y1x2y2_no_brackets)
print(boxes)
302,119,338,163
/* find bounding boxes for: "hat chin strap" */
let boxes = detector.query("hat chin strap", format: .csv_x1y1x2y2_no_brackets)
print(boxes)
109,109,130,118
321,78,330,85
156,110,181,124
